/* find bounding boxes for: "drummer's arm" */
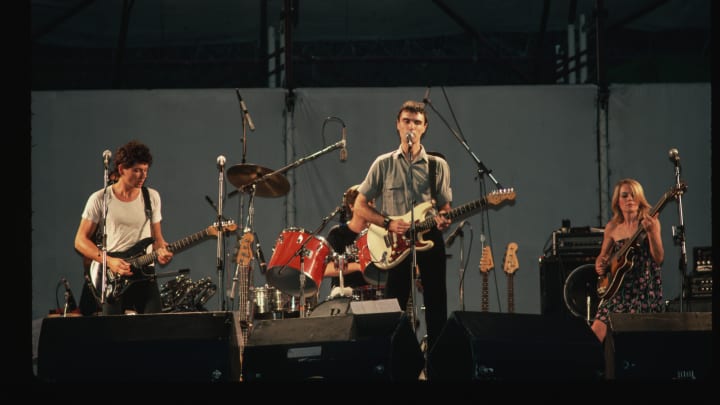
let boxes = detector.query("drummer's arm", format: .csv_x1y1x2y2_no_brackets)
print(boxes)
324,262,362,278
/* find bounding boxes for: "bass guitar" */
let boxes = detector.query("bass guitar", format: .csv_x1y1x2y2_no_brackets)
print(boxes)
91,220,237,301
596,182,686,301
235,232,254,346
365,189,516,270
502,242,519,314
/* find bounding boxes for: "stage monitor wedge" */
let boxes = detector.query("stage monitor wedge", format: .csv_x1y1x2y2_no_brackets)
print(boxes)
37,311,242,382
242,312,423,382
428,311,604,381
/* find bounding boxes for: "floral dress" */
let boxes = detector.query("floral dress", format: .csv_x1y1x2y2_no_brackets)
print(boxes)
594,238,664,325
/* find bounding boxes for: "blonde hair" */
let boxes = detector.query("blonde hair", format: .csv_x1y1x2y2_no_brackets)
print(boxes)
610,178,652,224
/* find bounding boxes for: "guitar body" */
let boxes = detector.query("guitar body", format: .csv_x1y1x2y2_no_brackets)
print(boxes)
89,237,157,302
366,202,436,270
365,189,517,270
596,241,638,299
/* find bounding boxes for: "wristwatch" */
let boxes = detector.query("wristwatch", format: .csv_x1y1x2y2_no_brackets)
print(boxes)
383,216,392,230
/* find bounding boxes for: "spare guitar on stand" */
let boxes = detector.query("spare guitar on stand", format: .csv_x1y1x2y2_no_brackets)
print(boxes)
502,242,519,314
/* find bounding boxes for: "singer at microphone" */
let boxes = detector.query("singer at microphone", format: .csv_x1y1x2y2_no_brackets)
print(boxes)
76,140,174,315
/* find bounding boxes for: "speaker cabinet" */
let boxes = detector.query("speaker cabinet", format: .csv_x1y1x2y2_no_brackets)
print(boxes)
37,311,242,382
605,312,712,380
539,255,596,317
242,312,423,381
428,311,604,381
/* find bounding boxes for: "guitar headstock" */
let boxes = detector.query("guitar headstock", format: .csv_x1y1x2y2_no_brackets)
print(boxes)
480,245,494,273
670,181,688,198
207,219,238,236
503,242,519,274
486,188,516,207
236,232,254,267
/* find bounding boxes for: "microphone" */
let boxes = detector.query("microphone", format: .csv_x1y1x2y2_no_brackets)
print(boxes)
235,89,256,131
668,148,680,164
340,126,347,162
423,87,431,104
254,234,267,273
445,220,467,247
61,278,78,313
102,150,112,168
406,132,414,147
216,155,226,170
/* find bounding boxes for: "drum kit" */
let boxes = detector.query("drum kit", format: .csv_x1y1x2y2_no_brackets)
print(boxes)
212,127,387,322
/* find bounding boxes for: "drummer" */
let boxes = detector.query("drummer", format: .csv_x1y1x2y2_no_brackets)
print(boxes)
324,185,373,296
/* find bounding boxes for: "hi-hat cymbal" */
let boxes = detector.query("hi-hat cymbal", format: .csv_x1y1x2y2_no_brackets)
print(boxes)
227,163,290,198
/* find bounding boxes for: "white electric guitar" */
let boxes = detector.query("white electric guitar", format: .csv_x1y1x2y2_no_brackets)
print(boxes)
365,189,516,270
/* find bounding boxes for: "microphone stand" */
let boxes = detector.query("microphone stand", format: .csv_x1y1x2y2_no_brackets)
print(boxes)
100,163,111,305
405,138,418,335
425,99,504,190
217,163,226,311
671,158,687,312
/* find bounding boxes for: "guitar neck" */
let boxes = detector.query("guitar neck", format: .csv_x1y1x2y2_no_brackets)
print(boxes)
481,272,489,312
507,273,514,314
413,198,490,233
131,228,217,267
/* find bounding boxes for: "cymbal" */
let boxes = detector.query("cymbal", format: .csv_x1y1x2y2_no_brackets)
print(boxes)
227,164,290,198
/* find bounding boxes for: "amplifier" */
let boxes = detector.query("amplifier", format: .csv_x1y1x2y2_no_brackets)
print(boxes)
551,227,604,257
688,274,712,298
693,246,712,273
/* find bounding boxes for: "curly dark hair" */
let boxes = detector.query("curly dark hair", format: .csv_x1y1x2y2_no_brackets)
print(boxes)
112,140,153,175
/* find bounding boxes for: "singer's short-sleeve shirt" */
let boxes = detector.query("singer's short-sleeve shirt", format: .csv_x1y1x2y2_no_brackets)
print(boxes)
358,145,452,216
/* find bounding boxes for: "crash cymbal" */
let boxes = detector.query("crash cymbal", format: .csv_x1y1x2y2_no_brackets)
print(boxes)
227,163,290,198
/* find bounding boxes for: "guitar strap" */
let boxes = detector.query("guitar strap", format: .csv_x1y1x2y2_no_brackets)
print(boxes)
428,156,437,203
141,186,152,221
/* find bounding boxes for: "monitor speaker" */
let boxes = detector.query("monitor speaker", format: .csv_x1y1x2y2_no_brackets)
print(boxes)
605,312,712,380
37,311,242,382
242,312,423,381
427,311,604,381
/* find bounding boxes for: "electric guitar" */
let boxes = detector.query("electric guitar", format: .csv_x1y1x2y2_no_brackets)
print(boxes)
365,189,516,270
235,231,254,363
596,182,686,302
91,220,237,301
503,242,519,314
479,245,494,312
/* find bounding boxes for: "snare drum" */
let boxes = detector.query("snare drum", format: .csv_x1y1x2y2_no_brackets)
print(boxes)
266,228,331,296
355,229,389,286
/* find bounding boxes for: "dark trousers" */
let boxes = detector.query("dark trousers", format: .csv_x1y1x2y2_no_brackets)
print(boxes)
102,278,162,315
384,227,447,352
